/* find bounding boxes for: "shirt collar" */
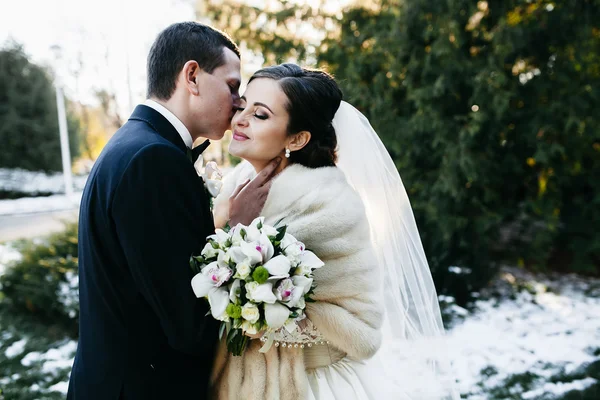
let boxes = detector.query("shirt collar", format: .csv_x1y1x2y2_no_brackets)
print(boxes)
143,99,193,149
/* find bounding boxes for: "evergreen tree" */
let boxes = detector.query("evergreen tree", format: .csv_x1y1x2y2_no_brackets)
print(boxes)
0,42,81,172
203,0,600,301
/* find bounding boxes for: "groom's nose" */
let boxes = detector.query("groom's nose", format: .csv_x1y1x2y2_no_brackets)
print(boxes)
232,93,241,108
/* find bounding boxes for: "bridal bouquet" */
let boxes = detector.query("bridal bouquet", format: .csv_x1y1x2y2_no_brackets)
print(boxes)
190,217,324,356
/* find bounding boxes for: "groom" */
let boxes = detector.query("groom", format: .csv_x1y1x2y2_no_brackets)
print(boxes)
67,22,280,399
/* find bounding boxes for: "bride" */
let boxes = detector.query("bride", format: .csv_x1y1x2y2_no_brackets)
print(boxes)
209,63,458,399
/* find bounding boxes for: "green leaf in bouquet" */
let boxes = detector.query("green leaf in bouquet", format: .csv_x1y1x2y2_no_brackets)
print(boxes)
223,221,231,233
210,240,220,249
226,327,249,356
227,326,238,342
240,228,247,240
257,220,263,230
275,225,288,242
219,322,227,340
193,255,205,263
305,293,317,303
189,255,203,274
289,311,299,319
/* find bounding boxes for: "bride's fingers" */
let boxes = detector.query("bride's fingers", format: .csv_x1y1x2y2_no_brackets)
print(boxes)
230,179,250,199
244,331,264,339
253,157,281,188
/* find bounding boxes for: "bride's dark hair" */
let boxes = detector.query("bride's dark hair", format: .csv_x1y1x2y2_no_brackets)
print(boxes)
248,63,342,168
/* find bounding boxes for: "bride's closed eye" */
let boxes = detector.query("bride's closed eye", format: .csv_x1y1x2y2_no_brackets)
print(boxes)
235,107,269,120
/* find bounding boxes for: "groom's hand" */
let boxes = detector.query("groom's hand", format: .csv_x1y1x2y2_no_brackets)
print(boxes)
229,157,282,226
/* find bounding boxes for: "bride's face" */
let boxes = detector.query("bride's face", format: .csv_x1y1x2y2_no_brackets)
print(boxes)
229,78,291,167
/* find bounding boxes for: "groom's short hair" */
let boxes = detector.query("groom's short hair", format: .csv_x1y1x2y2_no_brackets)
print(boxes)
147,22,240,100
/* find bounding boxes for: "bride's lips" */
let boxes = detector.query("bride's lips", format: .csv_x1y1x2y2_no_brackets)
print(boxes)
232,130,249,141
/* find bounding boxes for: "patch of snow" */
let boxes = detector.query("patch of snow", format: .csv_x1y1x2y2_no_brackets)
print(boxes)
48,380,70,394
5,338,27,358
447,272,600,398
21,351,43,367
0,243,22,276
522,377,597,399
0,168,88,195
0,193,82,216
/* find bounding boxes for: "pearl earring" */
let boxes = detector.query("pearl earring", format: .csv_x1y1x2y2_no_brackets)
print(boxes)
285,148,291,158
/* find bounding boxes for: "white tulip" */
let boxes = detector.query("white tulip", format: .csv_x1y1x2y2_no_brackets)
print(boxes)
200,242,219,259
292,275,314,295
240,240,263,265
298,250,324,270
263,255,292,277
264,303,290,329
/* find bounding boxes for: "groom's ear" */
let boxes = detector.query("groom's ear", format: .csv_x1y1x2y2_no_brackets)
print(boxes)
182,60,202,96
288,131,311,152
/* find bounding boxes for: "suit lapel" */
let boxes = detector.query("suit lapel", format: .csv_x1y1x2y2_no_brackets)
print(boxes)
129,105,188,154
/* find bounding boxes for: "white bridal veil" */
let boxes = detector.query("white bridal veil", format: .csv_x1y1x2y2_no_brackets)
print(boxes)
332,101,460,399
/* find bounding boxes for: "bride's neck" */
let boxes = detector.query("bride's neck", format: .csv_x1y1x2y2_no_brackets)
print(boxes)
250,158,290,176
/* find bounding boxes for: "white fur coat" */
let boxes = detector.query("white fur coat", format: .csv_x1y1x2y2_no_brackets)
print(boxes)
210,162,383,400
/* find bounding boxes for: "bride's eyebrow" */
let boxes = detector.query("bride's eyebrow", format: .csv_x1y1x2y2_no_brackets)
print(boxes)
240,96,275,115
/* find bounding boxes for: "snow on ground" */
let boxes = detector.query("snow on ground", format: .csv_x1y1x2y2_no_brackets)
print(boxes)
18,340,77,395
0,168,88,195
4,338,27,358
0,193,82,216
0,168,86,215
0,242,22,275
447,269,600,398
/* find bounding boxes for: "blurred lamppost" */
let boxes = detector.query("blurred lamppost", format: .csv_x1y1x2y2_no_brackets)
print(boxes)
50,44,74,198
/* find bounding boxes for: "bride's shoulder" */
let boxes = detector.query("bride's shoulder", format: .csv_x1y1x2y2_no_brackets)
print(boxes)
274,164,364,212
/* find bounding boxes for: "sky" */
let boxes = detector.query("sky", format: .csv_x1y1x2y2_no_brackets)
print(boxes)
1,0,200,113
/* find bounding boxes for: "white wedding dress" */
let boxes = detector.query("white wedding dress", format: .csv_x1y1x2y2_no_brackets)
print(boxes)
261,316,452,400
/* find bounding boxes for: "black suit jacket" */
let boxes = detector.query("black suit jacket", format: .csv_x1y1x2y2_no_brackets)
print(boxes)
67,105,218,399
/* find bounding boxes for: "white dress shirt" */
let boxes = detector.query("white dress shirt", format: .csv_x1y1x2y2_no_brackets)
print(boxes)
143,99,193,149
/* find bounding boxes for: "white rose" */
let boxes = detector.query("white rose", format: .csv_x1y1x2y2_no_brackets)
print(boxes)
234,261,252,280
241,303,260,324
245,281,259,297
242,320,259,335
294,264,312,276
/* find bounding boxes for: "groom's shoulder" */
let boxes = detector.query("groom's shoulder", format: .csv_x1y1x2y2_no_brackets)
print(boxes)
91,120,185,181
105,119,179,159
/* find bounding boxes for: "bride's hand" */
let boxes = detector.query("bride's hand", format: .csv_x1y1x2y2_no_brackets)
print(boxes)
244,330,265,339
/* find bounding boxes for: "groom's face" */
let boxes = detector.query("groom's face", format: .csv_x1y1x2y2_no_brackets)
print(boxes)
192,47,241,140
